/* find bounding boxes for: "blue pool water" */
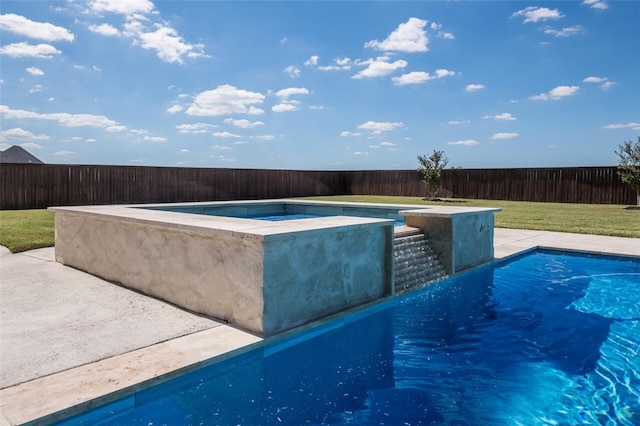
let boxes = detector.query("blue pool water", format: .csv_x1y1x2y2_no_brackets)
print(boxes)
251,212,405,227
58,250,640,425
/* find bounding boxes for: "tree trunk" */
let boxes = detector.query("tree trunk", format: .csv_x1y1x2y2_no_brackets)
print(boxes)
637,188,640,207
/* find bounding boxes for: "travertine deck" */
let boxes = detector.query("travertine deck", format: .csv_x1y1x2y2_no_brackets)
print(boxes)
0,229,638,425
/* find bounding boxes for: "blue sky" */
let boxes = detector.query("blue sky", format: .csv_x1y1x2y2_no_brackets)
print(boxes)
1,1,638,169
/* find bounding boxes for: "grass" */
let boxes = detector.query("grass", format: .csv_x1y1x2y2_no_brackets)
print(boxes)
0,198,637,253
0,209,55,253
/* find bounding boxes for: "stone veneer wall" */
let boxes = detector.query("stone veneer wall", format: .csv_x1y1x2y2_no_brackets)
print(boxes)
53,210,393,336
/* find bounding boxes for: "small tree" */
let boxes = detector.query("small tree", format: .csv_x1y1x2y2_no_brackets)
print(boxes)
615,136,640,207
417,150,449,201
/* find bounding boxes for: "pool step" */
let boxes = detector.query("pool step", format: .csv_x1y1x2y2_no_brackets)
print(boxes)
394,231,448,293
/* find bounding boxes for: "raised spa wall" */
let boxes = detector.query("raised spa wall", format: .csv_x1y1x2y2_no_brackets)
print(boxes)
49,200,499,337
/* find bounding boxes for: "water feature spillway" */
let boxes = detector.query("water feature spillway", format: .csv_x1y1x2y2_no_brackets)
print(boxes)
394,229,448,293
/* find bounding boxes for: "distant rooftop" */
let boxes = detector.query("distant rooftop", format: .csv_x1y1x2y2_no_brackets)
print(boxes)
0,146,44,164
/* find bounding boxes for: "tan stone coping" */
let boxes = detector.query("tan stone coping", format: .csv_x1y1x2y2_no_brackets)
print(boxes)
0,328,262,426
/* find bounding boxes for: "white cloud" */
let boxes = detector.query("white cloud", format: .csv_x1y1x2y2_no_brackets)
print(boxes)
166,104,183,114
26,67,44,76
583,76,607,83
180,149,190,153
448,120,470,125
141,135,166,143
247,106,264,115
357,121,404,134
88,0,155,15
465,84,485,92
530,85,579,100
0,14,74,42
318,57,352,71
392,71,431,85
492,132,519,140
0,105,125,130
603,122,640,131
392,69,456,85
223,118,264,128
352,151,370,156
0,127,50,142
365,17,429,53
272,88,308,112
511,7,564,23
483,113,516,121
543,25,584,37
447,140,478,146
213,155,235,163
250,134,275,141
212,145,232,151
335,57,351,67
87,1,207,64
88,23,120,36
134,25,207,64
275,87,309,99
379,141,396,147
430,21,454,39
599,81,616,90
284,65,300,78
304,55,319,66
176,123,217,134
353,56,407,79
54,150,75,156
186,85,265,116
272,102,299,112
213,131,241,138
0,42,61,58
28,84,44,93
341,131,362,137
583,76,616,90
582,0,609,11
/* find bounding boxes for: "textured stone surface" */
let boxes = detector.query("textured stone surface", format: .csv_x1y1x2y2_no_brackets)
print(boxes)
55,212,265,331
52,203,395,336
403,207,500,274
262,224,392,335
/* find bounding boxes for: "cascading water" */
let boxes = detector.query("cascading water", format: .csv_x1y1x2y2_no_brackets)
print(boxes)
394,230,448,293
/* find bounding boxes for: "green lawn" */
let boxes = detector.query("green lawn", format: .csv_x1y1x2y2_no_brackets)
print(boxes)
0,198,637,253
0,210,55,253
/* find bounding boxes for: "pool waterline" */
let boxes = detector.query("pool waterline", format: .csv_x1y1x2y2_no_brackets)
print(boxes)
55,251,640,424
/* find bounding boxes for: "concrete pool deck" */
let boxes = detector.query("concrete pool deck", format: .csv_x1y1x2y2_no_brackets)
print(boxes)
1,229,638,425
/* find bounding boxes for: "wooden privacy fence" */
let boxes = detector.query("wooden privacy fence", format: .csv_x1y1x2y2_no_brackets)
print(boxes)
0,164,346,210
343,167,634,205
0,164,634,209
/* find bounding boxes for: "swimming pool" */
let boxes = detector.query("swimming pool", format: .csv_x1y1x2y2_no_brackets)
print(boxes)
56,249,640,425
